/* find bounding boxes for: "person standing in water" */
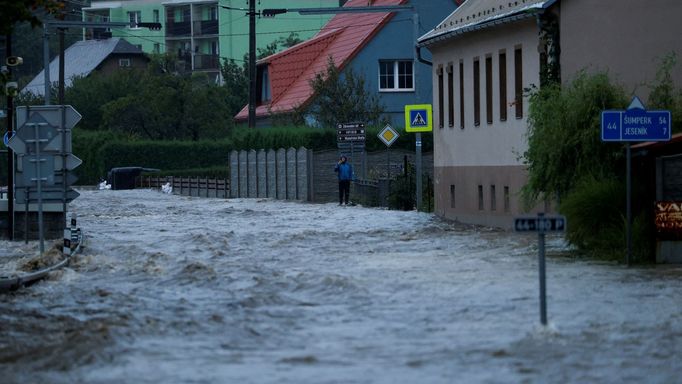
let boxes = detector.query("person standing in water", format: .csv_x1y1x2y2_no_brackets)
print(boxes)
334,155,353,205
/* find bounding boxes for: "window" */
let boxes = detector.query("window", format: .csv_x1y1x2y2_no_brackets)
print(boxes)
379,60,414,91
485,55,493,124
478,185,484,210
119,58,131,67
153,9,160,23
499,51,507,121
490,185,497,211
473,58,480,126
437,65,444,129
515,47,523,119
459,60,465,129
504,186,510,212
153,43,160,54
450,185,456,208
447,63,454,128
210,6,218,20
258,66,271,103
128,11,141,28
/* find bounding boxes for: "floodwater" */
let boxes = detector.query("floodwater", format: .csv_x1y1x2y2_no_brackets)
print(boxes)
1,189,681,383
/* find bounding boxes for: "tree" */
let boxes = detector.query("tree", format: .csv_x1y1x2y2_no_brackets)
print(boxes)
257,32,302,59
522,72,628,206
0,0,65,34
220,58,248,117
307,57,385,128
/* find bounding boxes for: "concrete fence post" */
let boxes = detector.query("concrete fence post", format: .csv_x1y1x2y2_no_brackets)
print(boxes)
267,149,277,199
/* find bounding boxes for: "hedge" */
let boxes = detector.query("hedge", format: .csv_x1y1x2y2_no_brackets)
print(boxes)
71,126,433,185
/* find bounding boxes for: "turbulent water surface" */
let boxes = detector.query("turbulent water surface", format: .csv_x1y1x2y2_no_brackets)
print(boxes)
1,189,681,383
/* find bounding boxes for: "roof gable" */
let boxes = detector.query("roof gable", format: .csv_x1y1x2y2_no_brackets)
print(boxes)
23,38,144,96
419,0,555,45
236,0,404,120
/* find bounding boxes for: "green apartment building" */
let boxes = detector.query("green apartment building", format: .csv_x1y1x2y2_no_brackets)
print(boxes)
83,0,342,82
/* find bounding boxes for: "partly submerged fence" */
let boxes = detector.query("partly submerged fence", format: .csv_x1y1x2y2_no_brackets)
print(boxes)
135,147,433,206
137,176,229,198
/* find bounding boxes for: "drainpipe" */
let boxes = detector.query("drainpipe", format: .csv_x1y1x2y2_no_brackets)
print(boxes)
415,45,432,67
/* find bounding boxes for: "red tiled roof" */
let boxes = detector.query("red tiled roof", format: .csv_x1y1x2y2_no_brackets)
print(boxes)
235,0,405,121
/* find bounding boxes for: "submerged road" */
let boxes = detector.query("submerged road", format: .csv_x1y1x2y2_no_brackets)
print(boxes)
1,189,681,383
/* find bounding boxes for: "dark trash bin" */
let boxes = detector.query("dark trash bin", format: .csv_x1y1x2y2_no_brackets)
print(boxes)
107,167,145,190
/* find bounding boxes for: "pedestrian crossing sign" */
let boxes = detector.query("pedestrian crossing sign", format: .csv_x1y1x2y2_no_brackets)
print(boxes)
404,104,433,132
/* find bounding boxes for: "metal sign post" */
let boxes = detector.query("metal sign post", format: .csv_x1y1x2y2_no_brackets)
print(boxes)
515,214,567,326
378,124,399,179
601,96,671,266
405,105,433,211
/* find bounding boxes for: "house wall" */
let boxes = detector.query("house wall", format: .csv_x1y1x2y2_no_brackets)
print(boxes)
219,0,339,62
428,18,542,228
97,54,149,75
559,0,682,101
347,0,458,127
86,0,165,53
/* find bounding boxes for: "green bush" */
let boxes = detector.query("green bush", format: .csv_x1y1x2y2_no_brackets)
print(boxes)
100,140,233,175
560,176,653,262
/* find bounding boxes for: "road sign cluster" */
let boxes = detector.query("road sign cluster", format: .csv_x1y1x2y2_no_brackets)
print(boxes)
337,122,366,149
7,105,83,204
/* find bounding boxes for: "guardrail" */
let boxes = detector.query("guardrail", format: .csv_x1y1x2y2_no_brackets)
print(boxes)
0,214,84,292
137,175,230,198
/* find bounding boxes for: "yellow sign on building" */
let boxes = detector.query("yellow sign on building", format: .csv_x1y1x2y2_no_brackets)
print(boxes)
404,104,433,132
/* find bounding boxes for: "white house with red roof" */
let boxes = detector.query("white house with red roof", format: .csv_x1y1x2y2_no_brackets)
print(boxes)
235,0,463,126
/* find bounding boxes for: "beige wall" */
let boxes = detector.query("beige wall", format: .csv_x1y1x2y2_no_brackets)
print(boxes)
429,18,542,227
559,0,682,101
434,165,539,228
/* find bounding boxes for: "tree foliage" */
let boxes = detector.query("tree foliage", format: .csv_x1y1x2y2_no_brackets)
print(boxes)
0,0,65,34
522,72,628,206
307,57,385,128
648,53,682,131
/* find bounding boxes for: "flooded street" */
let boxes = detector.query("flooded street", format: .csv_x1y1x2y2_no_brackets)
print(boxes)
1,189,681,383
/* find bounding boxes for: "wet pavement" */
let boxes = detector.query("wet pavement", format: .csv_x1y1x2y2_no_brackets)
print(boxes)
1,189,681,383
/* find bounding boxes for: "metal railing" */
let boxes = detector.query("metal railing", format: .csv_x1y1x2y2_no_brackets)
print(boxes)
137,175,230,199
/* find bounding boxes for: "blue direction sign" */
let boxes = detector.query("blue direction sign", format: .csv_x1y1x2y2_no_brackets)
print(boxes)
601,96,671,142
3,131,13,147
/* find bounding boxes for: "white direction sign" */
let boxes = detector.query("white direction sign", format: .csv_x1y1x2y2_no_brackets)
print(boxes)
378,124,399,147
15,105,82,130
7,113,55,155
54,154,83,171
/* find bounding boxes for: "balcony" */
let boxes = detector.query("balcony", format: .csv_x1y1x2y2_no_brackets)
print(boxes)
166,21,191,37
194,20,218,36
194,54,219,71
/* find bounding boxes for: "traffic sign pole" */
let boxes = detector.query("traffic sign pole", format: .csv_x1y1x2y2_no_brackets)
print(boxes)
601,97,671,265
514,214,566,325
416,132,422,211
626,143,632,267
31,122,46,254
6,33,14,240
538,213,547,325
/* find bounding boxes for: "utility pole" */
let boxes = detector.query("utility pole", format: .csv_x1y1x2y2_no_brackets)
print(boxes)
5,33,14,240
248,0,256,128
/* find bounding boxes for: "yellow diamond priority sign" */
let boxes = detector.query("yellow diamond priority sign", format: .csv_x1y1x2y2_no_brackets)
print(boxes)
378,124,399,147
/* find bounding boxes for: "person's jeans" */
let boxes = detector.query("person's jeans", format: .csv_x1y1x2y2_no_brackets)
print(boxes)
339,180,350,204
